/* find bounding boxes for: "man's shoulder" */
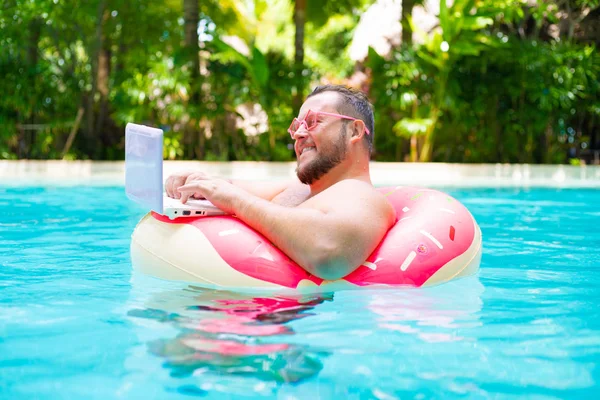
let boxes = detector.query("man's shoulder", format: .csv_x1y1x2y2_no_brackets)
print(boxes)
319,179,389,206
329,179,378,195
319,179,395,221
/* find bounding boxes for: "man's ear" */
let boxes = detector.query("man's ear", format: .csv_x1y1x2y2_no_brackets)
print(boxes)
349,120,367,143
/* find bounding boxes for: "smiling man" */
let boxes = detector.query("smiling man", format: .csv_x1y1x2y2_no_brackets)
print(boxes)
165,85,396,280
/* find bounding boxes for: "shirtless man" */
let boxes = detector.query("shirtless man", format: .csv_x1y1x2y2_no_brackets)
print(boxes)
165,85,396,281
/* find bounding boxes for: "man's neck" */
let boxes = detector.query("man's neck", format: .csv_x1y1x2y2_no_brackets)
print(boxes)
308,158,371,197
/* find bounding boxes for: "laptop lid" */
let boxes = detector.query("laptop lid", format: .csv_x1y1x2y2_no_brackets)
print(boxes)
125,123,164,213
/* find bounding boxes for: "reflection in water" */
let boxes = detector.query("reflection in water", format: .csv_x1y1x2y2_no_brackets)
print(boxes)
127,285,332,386
369,277,485,343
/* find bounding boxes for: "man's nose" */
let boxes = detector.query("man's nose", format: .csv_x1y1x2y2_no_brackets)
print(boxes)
292,125,309,140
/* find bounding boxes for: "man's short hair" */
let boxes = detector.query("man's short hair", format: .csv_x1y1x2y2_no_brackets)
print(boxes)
307,85,374,152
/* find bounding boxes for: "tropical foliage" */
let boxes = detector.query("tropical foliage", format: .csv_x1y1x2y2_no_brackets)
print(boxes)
1,0,598,163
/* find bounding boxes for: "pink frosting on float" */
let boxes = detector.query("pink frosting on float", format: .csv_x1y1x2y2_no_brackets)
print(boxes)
152,212,323,288
343,187,476,287
152,186,476,288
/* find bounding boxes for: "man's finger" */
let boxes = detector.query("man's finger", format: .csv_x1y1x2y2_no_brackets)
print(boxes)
173,177,186,199
166,177,174,198
165,177,173,197
178,183,202,191
179,185,191,204
185,174,208,185
167,177,180,198
178,183,202,204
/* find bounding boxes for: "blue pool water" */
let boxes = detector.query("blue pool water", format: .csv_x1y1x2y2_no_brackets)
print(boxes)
1,185,599,399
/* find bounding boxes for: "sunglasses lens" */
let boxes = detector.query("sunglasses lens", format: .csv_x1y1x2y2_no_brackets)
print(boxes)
305,111,317,129
289,119,299,135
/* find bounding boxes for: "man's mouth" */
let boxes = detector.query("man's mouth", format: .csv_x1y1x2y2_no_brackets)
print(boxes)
300,146,315,155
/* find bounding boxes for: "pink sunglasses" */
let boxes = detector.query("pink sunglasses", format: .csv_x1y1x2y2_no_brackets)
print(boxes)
288,109,370,138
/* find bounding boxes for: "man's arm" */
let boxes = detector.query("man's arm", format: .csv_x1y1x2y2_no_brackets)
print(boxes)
165,170,298,202
178,179,396,280
228,179,296,202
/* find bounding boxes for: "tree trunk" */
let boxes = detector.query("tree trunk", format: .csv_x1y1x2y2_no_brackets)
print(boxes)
196,126,206,160
62,107,85,159
401,0,415,46
410,135,418,162
184,0,201,105
293,0,306,115
419,67,449,162
95,7,111,152
27,18,41,67
418,108,438,162
84,0,107,159
183,0,202,159
24,17,42,158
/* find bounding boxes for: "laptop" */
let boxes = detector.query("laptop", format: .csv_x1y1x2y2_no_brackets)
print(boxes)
125,123,228,219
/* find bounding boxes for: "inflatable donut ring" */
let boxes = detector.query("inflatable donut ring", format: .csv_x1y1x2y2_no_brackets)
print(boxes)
130,186,482,291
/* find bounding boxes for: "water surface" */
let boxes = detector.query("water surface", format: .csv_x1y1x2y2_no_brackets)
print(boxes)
1,186,599,398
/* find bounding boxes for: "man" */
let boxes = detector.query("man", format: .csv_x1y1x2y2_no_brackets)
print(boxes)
165,85,396,280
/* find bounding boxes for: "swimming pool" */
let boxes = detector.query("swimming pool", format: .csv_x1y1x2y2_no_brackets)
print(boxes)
1,185,599,398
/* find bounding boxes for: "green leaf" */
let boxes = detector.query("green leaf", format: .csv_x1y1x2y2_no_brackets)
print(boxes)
365,46,385,70
451,41,483,56
393,118,434,138
399,91,418,109
251,46,269,87
462,16,493,31
416,49,444,70
439,0,449,35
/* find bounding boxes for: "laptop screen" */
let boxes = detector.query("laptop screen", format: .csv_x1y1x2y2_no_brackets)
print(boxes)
125,123,164,213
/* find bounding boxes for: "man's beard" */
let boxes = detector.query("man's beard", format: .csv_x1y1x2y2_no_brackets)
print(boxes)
296,130,347,185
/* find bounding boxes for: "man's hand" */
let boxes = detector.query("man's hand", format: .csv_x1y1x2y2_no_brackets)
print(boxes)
165,171,228,200
178,178,246,215
166,170,294,203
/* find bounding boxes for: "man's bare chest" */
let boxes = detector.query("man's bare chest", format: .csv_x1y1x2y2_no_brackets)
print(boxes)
271,186,311,207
